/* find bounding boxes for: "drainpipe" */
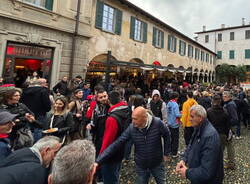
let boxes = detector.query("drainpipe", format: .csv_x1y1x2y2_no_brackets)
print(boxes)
69,0,81,80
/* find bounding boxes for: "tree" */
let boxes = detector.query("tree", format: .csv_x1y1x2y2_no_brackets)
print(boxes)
216,64,247,83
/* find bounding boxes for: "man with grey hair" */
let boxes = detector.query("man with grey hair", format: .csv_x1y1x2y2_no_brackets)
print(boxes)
0,136,61,184
48,140,96,184
176,104,224,184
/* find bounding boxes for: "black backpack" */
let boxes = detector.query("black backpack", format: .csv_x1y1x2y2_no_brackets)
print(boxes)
109,108,131,136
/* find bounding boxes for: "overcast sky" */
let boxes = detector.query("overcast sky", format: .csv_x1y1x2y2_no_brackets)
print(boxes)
129,0,250,39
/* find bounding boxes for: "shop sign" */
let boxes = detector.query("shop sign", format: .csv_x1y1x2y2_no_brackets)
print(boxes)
7,44,52,59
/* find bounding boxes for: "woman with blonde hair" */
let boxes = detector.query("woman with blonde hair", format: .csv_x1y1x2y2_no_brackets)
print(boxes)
43,96,74,142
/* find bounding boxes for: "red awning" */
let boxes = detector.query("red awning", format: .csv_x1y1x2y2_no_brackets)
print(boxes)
153,61,161,66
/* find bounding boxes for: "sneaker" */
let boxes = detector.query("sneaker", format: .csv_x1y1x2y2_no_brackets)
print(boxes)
235,136,243,140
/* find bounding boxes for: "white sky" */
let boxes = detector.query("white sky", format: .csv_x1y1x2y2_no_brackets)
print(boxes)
129,0,250,39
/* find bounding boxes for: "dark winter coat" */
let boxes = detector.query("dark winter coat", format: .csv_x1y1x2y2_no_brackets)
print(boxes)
197,96,211,110
207,105,231,135
0,148,49,184
20,86,51,118
223,100,239,126
183,119,224,184
0,138,11,161
53,81,69,96
44,112,74,139
97,117,171,169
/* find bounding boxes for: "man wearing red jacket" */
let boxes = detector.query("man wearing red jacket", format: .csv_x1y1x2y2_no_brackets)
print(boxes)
100,90,129,184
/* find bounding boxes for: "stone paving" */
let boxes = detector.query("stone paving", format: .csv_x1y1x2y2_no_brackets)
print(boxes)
120,127,250,184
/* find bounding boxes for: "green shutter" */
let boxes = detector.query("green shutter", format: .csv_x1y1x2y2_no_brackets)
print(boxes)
152,27,156,46
45,0,53,11
217,51,222,59
161,31,164,48
130,16,135,40
229,50,234,59
245,49,250,59
95,0,104,29
174,37,177,52
115,9,122,35
179,40,181,55
143,22,147,43
168,35,171,51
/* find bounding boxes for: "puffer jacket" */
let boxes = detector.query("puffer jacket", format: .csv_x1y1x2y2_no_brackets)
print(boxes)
167,100,181,128
97,116,171,169
181,98,198,127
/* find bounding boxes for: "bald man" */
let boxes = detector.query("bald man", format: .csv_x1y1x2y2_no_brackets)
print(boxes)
96,106,171,184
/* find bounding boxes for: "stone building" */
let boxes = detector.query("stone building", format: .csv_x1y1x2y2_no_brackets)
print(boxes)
0,0,92,87
88,0,216,83
195,19,250,81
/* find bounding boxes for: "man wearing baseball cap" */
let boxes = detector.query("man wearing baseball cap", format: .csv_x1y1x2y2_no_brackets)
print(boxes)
0,111,18,161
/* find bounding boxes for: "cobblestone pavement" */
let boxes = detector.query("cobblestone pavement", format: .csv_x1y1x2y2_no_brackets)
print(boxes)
120,127,250,184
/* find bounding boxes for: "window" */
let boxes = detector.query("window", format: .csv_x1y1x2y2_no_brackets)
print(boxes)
22,0,53,10
201,51,205,61
188,45,193,58
217,51,222,59
206,53,209,62
218,33,222,42
205,35,209,43
210,55,213,64
168,35,177,52
230,32,234,40
130,17,147,42
195,48,200,60
95,1,123,35
245,49,250,59
179,40,186,56
152,27,164,48
245,30,250,39
229,50,235,59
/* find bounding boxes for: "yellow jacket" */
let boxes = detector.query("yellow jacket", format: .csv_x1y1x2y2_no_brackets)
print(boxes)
181,98,198,127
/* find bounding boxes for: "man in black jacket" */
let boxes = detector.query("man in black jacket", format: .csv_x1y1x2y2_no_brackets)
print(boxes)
53,76,69,97
20,78,51,142
0,136,61,184
96,106,171,184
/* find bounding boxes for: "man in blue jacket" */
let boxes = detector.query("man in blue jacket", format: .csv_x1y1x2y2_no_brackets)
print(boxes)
0,136,61,184
96,106,171,184
176,105,224,184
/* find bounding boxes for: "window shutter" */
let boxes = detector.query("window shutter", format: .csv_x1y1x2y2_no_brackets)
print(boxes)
179,40,181,54
130,16,135,40
245,50,250,59
45,0,53,11
184,42,186,55
115,9,123,35
174,37,177,52
161,31,164,48
152,27,156,46
143,22,148,43
168,35,171,51
95,0,104,29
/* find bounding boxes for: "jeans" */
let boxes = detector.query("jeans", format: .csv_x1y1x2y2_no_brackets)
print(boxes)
184,127,194,146
136,162,166,184
169,127,179,155
101,162,121,184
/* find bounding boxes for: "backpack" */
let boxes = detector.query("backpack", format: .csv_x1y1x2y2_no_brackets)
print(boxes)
12,127,34,150
109,108,131,136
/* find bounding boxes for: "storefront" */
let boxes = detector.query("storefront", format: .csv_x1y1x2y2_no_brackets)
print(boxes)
3,42,54,87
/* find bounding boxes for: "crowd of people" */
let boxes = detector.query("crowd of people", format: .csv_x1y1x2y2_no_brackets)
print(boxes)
0,73,249,184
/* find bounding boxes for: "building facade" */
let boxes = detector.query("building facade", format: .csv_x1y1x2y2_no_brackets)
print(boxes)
0,0,92,87
195,21,250,68
88,0,216,83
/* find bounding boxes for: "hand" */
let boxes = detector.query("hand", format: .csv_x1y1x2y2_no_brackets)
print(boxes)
76,113,82,118
25,113,35,123
164,155,170,162
86,124,92,130
176,160,187,178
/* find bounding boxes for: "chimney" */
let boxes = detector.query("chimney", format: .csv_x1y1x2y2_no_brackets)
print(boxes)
202,25,206,32
221,24,225,29
242,18,245,25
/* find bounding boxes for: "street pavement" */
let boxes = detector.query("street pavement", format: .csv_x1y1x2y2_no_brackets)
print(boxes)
120,126,250,184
